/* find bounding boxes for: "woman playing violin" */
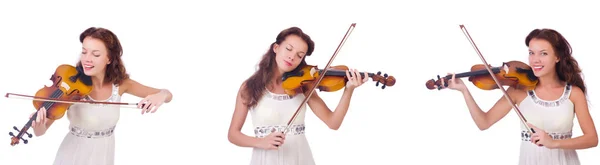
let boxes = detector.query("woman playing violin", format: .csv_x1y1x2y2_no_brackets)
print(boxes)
30,27,173,165
227,27,368,165
440,28,597,164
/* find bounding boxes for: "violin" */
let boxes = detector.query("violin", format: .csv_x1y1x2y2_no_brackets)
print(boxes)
425,61,538,91
7,64,141,146
282,65,396,96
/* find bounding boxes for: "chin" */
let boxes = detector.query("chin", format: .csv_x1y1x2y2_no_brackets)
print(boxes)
82,70,96,76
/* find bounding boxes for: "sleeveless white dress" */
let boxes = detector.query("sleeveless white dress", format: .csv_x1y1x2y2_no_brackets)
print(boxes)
518,84,580,165
248,89,315,165
52,83,121,165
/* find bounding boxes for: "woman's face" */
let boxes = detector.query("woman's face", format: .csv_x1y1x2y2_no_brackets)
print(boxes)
273,34,308,72
528,38,559,78
80,36,110,77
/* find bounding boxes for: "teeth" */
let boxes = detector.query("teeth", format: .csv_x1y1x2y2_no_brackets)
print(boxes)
533,66,543,69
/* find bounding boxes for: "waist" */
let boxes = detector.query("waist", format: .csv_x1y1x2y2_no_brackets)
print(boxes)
254,124,305,138
69,125,116,138
521,130,572,141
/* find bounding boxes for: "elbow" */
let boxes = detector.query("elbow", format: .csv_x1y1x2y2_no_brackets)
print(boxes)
591,136,598,148
477,124,490,131
227,131,236,145
327,123,341,130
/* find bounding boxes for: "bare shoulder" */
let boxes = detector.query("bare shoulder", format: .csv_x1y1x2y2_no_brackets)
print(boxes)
569,85,586,101
507,86,528,103
117,78,134,95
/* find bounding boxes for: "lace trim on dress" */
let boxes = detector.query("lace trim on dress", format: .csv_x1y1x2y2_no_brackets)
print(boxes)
527,84,571,107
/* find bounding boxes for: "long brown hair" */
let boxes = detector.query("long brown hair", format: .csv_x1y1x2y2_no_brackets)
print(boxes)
77,27,129,85
525,29,586,94
241,27,315,109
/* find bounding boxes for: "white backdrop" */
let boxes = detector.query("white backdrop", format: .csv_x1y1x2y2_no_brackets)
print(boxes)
0,0,598,164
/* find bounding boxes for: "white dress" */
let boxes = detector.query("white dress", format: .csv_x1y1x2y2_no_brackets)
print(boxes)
248,89,315,165
518,84,580,165
52,83,121,165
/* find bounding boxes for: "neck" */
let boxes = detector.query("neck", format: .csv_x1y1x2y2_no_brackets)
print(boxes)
91,74,107,89
272,68,285,85
537,73,562,89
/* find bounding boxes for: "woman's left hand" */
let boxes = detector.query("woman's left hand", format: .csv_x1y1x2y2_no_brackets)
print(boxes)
138,91,168,114
527,122,558,149
345,68,369,90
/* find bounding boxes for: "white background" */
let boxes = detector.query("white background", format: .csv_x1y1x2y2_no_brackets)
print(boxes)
1,0,598,164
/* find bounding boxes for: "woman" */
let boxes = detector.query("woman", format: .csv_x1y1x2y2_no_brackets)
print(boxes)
227,27,368,165
30,27,173,165
439,28,597,164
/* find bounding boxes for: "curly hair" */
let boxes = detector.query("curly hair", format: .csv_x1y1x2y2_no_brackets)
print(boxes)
77,27,129,85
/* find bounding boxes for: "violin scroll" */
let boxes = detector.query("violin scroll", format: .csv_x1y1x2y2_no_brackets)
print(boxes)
373,71,395,89
9,126,32,145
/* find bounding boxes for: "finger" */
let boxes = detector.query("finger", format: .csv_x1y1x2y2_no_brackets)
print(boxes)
362,72,369,82
143,102,153,114
345,70,352,81
354,69,362,80
36,109,42,124
151,104,160,113
41,109,47,124
137,99,147,109
440,76,446,87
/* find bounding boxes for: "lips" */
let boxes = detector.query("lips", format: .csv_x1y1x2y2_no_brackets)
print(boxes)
83,64,94,71
532,65,543,72
284,61,292,66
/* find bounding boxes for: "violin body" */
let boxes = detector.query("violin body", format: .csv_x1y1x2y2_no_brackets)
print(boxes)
426,61,538,91
282,65,396,96
9,64,92,146
34,64,93,119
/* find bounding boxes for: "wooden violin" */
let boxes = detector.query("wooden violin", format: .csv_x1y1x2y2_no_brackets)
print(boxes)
425,60,538,91
282,65,396,96
7,64,141,146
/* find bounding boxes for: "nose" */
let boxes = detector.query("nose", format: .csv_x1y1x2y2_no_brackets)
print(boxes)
81,53,92,62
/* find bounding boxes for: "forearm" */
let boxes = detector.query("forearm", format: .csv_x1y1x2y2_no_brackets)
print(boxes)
461,89,490,130
327,88,354,130
553,134,598,150
228,130,261,148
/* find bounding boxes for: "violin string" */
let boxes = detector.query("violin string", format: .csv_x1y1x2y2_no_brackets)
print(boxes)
459,25,533,133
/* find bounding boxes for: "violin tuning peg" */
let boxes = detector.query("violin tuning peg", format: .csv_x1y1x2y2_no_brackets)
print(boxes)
24,132,32,138
375,81,380,86
22,139,28,144
9,132,15,137
382,85,386,89
13,126,19,131
377,71,381,75
384,73,388,78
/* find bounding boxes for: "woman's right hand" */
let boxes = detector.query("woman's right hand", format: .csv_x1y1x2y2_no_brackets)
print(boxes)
256,131,286,150
439,73,468,92
29,107,48,136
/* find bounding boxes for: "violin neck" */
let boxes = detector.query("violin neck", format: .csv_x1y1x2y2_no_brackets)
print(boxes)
447,67,501,79
319,69,374,78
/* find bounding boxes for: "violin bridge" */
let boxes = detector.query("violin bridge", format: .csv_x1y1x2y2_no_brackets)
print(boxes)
60,81,71,91
310,67,317,77
503,65,509,73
